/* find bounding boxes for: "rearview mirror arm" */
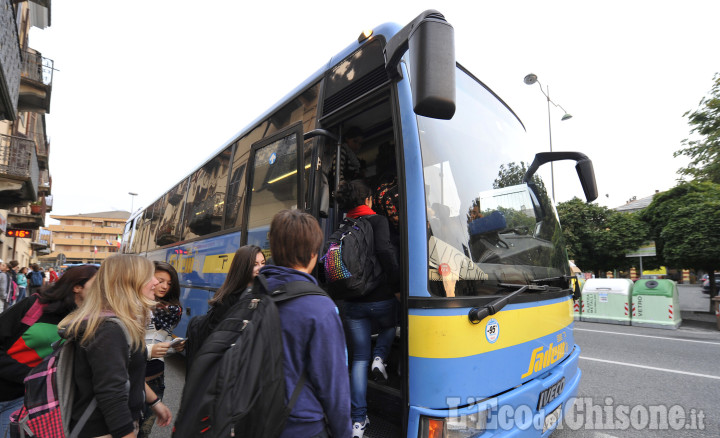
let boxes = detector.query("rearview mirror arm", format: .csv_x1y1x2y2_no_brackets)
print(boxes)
523,152,598,202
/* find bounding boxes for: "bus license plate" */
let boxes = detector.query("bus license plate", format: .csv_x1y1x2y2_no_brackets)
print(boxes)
542,405,562,433
537,377,565,410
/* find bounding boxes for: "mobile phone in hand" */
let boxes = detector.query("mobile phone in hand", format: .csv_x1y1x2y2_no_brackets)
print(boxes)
169,337,186,347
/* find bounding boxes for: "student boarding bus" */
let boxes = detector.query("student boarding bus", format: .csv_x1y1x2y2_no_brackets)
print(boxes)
122,10,597,437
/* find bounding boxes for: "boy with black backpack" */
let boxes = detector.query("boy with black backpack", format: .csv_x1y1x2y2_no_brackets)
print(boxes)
174,210,350,438
263,209,351,438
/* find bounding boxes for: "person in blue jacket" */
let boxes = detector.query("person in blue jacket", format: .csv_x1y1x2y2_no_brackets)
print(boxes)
261,209,351,438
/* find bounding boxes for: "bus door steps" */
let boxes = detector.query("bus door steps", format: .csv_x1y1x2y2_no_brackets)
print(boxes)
365,413,401,438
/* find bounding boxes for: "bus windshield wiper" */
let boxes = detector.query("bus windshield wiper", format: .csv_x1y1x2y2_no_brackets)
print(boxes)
531,275,572,285
468,284,549,324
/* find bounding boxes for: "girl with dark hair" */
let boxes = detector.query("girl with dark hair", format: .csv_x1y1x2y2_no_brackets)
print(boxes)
0,264,98,436
139,261,183,438
336,179,400,438
184,245,265,369
209,245,265,307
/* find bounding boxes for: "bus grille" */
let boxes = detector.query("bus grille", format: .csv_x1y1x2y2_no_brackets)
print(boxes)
322,65,388,115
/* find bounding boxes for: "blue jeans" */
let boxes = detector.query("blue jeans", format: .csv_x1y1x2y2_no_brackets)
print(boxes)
344,298,396,423
16,287,26,303
0,397,24,438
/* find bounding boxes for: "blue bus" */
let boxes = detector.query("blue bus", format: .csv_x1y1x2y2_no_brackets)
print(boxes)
122,10,597,437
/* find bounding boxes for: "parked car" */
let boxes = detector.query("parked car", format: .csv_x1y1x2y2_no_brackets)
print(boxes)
702,276,720,294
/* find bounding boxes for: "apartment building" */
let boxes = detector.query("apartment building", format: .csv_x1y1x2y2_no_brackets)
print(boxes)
42,211,130,265
0,0,53,264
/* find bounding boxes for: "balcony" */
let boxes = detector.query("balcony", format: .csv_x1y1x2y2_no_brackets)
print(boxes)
6,198,47,229
0,133,40,208
0,0,22,121
18,49,53,114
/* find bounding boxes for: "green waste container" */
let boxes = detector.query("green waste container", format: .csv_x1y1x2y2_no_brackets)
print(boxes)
581,278,633,325
631,279,681,329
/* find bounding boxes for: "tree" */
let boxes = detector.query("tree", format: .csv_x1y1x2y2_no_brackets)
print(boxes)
597,211,652,272
556,198,650,277
493,161,547,193
640,182,720,305
674,73,720,183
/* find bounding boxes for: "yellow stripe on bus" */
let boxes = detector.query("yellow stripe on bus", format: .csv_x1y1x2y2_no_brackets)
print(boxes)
202,253,236,273
409,300,573,358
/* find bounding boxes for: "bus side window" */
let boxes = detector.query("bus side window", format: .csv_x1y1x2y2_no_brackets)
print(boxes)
155,179,189,247
143,198,163,252
182,147,232,239
246,129,302,248
224,162,246,229
121,221,133,253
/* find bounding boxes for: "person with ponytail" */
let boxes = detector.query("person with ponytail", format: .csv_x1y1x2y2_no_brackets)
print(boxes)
336,179,400,438
59,255,171,438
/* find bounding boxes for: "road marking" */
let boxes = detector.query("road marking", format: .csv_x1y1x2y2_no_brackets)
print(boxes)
580,356,720,380
575,327,720,346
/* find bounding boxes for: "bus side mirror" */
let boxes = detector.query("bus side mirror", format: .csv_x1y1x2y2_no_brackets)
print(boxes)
575,158,598,203
523,151,598,203
385,10,456,120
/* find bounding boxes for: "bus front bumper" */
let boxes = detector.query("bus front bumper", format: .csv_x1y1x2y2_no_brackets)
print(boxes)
408,344,582,437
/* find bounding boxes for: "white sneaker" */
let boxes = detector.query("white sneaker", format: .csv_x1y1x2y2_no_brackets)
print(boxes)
371,356,388,381
352,416,369,438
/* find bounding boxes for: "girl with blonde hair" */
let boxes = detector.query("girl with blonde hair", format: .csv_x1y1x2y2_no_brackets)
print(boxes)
60,255,171,438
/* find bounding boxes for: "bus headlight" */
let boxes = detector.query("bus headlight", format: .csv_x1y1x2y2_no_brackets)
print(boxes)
419,408,488,438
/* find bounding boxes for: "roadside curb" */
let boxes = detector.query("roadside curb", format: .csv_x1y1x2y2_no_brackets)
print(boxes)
680,310,718,331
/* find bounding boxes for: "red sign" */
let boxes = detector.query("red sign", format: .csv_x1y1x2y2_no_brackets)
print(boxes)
438,263,451,277
6,229,32,238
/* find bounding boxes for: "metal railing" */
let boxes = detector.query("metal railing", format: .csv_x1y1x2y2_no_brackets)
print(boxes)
21,50,54,87
0,133,36,179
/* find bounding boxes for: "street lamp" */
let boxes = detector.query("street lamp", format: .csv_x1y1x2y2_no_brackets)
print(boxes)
128,192,138,213
523,73,573,200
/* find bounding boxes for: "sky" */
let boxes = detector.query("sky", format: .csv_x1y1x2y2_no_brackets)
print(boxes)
28,1,720,222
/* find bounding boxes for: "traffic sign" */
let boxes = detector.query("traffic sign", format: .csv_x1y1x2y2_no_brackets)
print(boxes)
6,228,32,238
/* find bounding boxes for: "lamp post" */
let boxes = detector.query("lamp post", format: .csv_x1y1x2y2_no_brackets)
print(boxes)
128,192,138,213
523,73,573,200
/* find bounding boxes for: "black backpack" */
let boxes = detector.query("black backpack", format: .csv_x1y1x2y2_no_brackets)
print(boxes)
184,293,237,374
322,216,383,300
172,274,328,438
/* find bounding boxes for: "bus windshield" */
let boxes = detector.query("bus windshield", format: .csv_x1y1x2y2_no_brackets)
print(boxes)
420,67,570,297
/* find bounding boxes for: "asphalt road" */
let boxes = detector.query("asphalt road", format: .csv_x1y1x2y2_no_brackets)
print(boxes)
553,283,720,438
152,285,720,438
